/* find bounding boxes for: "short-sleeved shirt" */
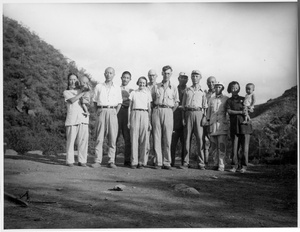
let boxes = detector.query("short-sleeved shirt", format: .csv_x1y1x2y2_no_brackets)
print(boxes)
226,95,253,136
121,85,134,107
92,82,122,106
129,88,152,110
182,85,207,109
207,94,229,136
151,81,179,107
204,89,215,102
173,85,187,130
63,89,89,126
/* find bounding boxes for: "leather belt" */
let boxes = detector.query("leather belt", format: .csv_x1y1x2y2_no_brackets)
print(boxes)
185,107,202,111
133,109,148,112
98,105,117,109
155,104,173,109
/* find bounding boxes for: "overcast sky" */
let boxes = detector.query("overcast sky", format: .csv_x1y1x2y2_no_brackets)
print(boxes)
2,1,298,104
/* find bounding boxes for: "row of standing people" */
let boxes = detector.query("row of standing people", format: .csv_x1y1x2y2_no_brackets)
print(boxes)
64,66,254,173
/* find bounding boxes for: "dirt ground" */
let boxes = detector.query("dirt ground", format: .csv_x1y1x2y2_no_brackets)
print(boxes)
3,151,298,229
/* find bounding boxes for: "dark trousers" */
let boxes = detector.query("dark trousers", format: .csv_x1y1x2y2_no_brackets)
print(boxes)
117,107,131,164
231,134,250,169
171,129,185,166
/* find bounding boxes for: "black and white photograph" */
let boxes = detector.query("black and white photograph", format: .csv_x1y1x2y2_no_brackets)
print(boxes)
1,0,298,230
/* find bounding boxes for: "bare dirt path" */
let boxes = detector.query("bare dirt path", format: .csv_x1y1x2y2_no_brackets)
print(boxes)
3,152,297,229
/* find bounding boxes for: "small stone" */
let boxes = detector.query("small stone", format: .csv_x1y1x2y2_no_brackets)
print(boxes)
112,184,126,191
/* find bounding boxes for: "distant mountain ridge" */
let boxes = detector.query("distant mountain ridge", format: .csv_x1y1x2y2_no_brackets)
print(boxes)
252,86,297,129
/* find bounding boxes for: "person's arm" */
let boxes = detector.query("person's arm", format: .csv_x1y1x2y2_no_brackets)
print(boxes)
173,102,179,112
172,86,179,112
127,100,132,129
227,109,243,115
251,93,256,108
226,98,243,115
148,101,152,131
66,90,86,104
181,91,187,126
116,104,121,114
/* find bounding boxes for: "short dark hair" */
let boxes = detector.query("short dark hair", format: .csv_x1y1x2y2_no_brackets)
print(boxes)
67,73,78,90
227,81,240,94
136,76,148,86
246,83,255,90
162,65,172,72
121,71,132,78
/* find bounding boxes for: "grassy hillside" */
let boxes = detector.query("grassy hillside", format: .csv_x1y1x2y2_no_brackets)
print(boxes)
3,16,90,154
249,86,297,164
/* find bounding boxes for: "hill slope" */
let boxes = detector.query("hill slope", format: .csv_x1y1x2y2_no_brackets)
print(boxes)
3,16,89,153
249,86,297,164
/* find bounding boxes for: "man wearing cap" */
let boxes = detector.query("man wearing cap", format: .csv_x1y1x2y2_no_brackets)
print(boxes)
203,76,216,165
91,67,122,169
181,70,207,170
206,81,229,171
171,72,188,167
151,65,179,169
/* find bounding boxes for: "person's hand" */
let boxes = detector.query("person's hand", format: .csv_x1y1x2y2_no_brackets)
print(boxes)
127,122,130,129
148,123,152,131
182,119,186,126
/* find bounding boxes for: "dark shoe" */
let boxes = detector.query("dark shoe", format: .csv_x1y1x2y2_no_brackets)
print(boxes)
108,163,117,169
91,162,101,168
78,162,87,167
131,165,137,169
124,161,131,167
163,165,172,170
66,163,74,167
137,164,144,169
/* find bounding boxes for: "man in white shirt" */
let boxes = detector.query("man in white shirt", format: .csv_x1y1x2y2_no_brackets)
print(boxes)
91,67,122,168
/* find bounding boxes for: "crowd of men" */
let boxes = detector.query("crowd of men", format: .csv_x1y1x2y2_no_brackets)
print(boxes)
90,66,218,170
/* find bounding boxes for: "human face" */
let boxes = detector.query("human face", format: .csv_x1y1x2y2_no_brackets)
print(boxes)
80,76,89,89
207,77,216,91
215,85,223,95
104,68,115,82
121,73,131,86
246,85,254,95
191,74,201,85
148,71,157,84
178,76,188,86
231,84,240,96
162,68,172,82
138,78,147,89
68,74,78,90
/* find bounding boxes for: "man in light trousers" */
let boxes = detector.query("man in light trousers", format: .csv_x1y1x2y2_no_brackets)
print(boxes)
91,67,122,169
151,65,179,170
